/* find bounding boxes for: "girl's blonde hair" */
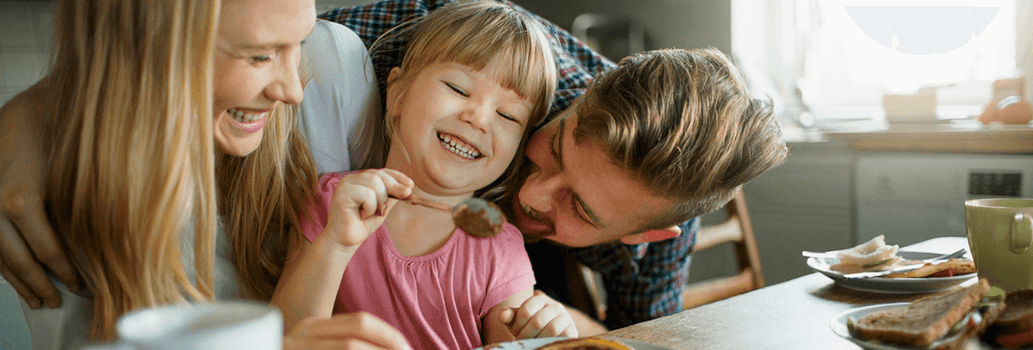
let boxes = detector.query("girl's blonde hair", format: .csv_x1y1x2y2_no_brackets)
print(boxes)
43,0,220,340
368,0,557,201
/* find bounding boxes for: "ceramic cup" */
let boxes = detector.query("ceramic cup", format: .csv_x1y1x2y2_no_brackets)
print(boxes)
965,198,1033,292
87,301,282,350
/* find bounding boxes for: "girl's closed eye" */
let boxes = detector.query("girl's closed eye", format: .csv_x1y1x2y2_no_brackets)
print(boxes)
496,111,518,123
250,55,272,63
444,82,468,97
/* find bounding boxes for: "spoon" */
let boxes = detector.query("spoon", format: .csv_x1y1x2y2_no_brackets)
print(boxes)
402,195,506,238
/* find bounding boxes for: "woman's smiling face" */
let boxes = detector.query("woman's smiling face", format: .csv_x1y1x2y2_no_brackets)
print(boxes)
211,0,315,156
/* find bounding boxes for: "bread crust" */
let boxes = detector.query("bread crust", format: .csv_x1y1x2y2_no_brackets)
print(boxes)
991,289,1033,334
932,298,1006,350
882,259,976,279
535,337,633,350
852,280,991,346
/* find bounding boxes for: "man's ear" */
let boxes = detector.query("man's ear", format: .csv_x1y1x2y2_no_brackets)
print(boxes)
619,225,681,245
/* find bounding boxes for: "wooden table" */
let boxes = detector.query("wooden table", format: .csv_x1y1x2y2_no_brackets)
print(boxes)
600,237,976,349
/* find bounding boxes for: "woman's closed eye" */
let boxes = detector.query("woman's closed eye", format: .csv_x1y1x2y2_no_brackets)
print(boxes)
250,55,272,63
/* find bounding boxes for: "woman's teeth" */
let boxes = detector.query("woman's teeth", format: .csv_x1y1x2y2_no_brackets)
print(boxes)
438,133,481,159
227,108,265,123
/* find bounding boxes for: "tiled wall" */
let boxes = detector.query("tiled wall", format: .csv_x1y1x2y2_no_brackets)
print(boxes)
0,1,54,106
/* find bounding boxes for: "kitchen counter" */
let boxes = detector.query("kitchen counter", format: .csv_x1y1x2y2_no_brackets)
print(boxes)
820,120,1033,154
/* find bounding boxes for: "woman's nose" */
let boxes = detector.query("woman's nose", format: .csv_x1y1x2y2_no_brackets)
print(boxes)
267,49,304,105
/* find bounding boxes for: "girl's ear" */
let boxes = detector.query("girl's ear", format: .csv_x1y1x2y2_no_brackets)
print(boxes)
385,67,403,114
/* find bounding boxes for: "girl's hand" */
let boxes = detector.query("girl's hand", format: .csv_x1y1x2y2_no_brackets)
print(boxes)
323,169,413,247
499,290,578,339
284,312,413,350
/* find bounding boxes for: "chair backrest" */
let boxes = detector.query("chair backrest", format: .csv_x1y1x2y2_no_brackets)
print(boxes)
681,188,764,310
563,189,765,322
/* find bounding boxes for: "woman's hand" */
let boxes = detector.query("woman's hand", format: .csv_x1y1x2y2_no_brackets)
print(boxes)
323,169,413,248
0,97,82,309
499,290,578,339
283,312,412,350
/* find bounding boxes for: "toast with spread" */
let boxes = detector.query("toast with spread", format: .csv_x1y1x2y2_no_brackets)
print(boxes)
849,279,1005,349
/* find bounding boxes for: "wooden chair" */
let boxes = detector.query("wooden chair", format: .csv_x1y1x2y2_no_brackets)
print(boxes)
681,188,765,310
564,188,765,321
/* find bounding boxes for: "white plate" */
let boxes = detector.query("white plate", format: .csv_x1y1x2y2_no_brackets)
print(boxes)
830,302,1001,350
473,337,671,350
807,251,977,294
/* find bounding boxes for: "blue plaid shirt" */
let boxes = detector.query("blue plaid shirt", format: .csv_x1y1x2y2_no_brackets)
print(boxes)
319,0,697,330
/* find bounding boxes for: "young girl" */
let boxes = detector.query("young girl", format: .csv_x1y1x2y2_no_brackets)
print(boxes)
271,1,571,349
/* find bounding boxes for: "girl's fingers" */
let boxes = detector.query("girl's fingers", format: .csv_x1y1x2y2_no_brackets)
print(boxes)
508,297,546,336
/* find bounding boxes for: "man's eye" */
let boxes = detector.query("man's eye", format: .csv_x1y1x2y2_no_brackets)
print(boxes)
445,82,468,97
251,55,272,63
569,197,591,224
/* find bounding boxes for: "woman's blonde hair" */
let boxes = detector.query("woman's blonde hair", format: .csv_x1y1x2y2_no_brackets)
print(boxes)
217,103,317,301
43,0,220,340
368,0,557,201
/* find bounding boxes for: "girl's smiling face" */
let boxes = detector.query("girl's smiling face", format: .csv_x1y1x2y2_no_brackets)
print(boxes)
211,0,315,156
385,62,533,197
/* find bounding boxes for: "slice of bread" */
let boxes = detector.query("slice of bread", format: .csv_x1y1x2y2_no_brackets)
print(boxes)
535,337,633,350
985,289,1033,348
851,279,992,347
882,259,977,279
992,289,1033,334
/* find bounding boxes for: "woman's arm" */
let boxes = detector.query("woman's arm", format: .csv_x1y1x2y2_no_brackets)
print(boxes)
0,87,83,309
284,311,412,350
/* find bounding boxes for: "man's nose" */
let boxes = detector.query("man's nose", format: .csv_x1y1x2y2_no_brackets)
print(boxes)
520,167,564,213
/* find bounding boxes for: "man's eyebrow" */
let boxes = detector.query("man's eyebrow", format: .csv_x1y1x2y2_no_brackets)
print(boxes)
556,119,608,230
552,120,566,171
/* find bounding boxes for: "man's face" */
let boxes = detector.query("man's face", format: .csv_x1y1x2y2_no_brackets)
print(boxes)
510,106,676,247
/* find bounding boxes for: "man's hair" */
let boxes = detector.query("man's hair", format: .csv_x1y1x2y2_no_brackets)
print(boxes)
574,48,788,232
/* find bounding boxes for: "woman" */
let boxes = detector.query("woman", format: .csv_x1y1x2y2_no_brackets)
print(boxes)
0,0,407,348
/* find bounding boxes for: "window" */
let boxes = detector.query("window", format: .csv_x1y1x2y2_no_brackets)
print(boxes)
732,0,1020,123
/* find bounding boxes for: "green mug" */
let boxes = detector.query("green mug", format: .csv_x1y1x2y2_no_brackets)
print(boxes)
965,198,1033,292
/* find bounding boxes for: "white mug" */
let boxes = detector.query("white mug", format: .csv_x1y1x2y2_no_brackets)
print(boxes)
86,301,282,350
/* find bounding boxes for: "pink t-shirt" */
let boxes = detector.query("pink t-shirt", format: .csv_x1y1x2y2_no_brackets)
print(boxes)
301,173,535,350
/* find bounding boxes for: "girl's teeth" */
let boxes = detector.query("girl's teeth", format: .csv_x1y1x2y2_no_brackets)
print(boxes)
438,133,480,159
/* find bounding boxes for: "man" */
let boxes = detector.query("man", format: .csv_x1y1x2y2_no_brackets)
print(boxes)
320,0,787,333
